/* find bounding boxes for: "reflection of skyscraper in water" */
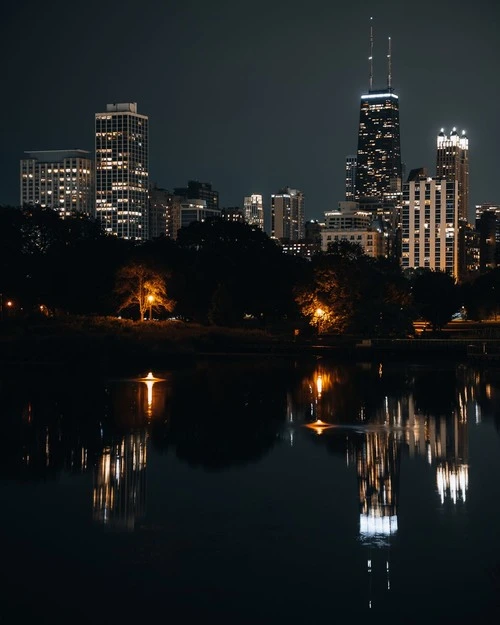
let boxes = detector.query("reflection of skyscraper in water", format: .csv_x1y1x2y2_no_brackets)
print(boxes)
435,410,468,505
356,431,400,540
92,373,168,530
403,395,469,506
93,431,148,531
350,430,401,609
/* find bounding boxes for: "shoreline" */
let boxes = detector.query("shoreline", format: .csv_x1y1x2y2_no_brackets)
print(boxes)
1,318,500,374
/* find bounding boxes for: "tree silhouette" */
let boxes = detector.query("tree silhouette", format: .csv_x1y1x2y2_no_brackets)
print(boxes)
411,269,460,331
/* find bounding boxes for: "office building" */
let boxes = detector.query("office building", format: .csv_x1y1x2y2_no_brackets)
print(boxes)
220,207,245,223
20,149,93,216
271,187,304,241
401,172,459,278
320,201,386,257
476,204,500,271
149,185,174,239
174,180,219,211
179,199,220,230
280,240,320,259
243,194,264,229
345,155,357,201
95,102,149,240
304,220,322,243
436,128,469,222
355,32,402,201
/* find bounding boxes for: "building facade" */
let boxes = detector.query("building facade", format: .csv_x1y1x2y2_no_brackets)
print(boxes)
271,187,305,241
355,90,402,200
345,155,357,201
476,204,500,272
401,175,459,278
179,199,220,230
174,180,219,212
220,207,245,223
20,150,93,216
436,128,469,222
95,102,149,240
149,185,174,239
320,202,386,257
243,194,264,229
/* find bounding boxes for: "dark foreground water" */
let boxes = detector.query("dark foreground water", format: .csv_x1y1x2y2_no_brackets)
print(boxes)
1,356,500,624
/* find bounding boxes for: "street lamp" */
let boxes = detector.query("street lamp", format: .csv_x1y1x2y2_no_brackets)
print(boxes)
148,295,154,321
4,300,13,320
315,307,325,333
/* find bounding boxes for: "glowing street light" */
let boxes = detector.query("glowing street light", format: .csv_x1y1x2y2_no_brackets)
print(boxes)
147,295,154,321
314,307,326,333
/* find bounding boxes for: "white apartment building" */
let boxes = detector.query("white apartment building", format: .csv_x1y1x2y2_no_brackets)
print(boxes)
95,102,149,240
320,202,385,257
401,176,459,278
20,149,93,216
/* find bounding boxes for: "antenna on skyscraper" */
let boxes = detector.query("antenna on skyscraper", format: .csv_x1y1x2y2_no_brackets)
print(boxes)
387,36,392,89
369,17,374,91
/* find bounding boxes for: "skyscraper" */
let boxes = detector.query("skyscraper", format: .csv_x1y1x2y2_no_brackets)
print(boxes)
345,155,357,200
95,102,149,240
355,31,402,201
401,172,459,278
436,128,469,221
271,187,304,241
243,194,264,229
20,149,93,216
149,185,174,239
476,204,500,271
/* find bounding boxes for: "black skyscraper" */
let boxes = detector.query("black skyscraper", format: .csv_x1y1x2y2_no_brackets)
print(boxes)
355,32,402,201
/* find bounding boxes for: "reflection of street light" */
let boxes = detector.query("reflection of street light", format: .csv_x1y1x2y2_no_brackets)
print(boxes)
147,295,154,321
137,371,166,419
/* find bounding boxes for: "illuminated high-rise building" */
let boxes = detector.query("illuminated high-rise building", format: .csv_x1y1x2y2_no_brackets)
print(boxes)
436,128,469,221
271,187,304,241
345,155,357,200
401,171,459,279
476,204,500,271
355,29,402,201
149,185,174,239
20,149,93,216
95,102,149,240
243,194,264,229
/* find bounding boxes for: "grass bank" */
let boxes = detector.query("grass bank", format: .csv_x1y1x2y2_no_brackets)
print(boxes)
0,316,296,373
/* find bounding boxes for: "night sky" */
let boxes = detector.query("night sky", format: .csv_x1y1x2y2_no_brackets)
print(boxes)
2,0,499,222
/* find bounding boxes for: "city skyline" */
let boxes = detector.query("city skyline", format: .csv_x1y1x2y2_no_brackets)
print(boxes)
1,0,499,222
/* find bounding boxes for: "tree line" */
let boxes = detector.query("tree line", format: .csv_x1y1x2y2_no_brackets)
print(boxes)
1,205,499,334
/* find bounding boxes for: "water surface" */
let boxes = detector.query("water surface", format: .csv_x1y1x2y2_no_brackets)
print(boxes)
1,357,500,623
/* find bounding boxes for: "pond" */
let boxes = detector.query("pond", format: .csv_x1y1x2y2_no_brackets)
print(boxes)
1,356,499,623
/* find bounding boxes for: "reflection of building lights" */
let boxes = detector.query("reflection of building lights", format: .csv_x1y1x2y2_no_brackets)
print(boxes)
360,514,398,537
436,463,468,504
93,433,148,530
